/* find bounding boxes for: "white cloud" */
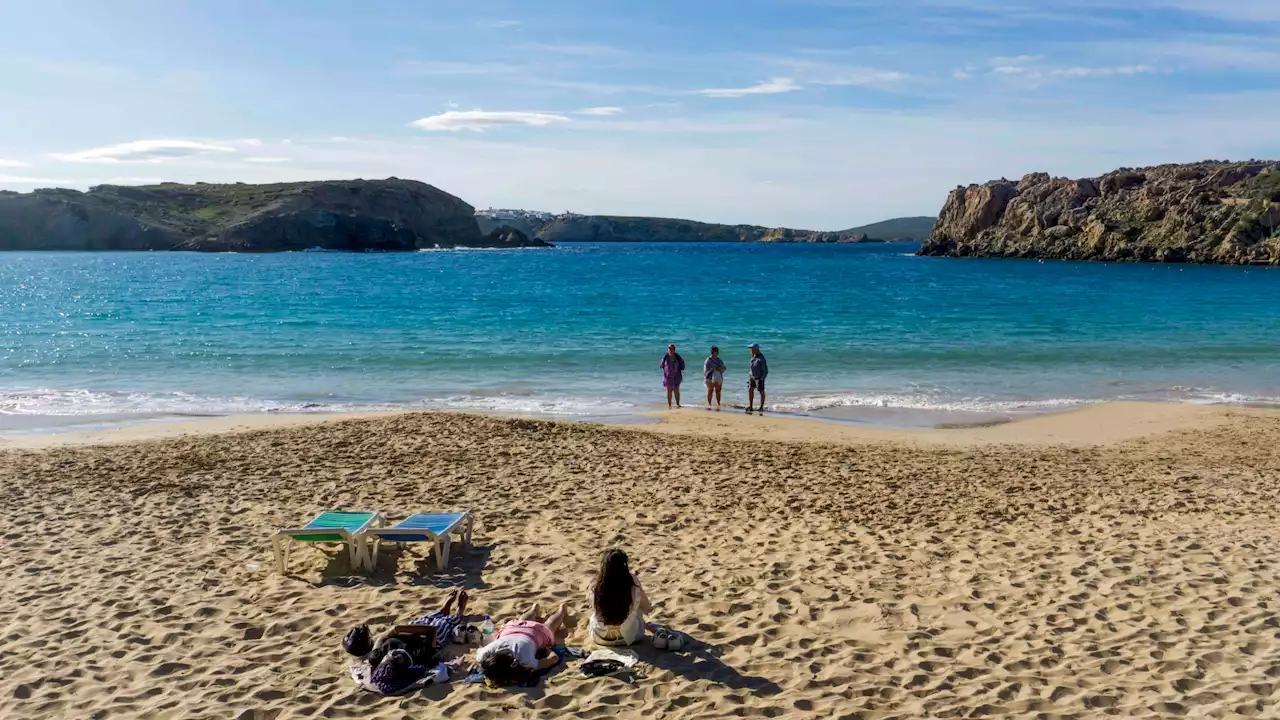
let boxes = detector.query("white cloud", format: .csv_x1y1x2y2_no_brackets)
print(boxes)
697,78,802,98
575,106,625,116
0,159,29,168
522,43,629,58
51,139,236,164
244,157,291,163
0,174,164,188
409,110,571,132
14,93,1277,228
97,177,163,184
809,69,907,86
801,0,1280,23
777,59,909,87
1051,65,1154,78
535,79,668,95
989,62,1158,85
0,174,71,185
1078,0,1280,21
989,55,1043,66
491,19,522,28
954,70,973,80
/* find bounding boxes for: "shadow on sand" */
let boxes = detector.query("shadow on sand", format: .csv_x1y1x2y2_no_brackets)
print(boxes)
633,628,783,696
309,542,496,590
491,627,782,701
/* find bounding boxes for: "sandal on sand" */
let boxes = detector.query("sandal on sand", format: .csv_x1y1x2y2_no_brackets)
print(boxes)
652,630,668,649
652,628,686,651
666,631,685,651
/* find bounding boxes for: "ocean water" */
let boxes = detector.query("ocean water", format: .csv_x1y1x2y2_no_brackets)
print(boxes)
2,243,1279,432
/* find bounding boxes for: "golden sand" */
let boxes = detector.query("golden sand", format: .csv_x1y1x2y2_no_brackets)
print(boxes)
2,404,1279,719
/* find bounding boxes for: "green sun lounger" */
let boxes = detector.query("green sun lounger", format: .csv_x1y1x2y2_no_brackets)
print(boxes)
364,511,473,571
272,510,384,574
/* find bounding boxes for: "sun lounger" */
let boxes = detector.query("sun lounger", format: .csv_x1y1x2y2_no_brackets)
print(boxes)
272,510,384,574
365,511,473,571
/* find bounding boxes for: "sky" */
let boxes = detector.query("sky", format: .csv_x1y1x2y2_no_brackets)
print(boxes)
1,0,1278,229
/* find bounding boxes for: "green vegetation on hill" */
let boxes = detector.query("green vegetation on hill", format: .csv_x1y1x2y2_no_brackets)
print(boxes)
840,216,936,240
63,181,341,237
535,214,932,243
590,215,804,242
1,179,547,252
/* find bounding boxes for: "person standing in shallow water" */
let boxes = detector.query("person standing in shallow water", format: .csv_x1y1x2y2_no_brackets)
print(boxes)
704,346,726,410
747,343,768,412
660,343,685,408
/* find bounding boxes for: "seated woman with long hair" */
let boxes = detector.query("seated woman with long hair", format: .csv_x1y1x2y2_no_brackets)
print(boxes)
588,549,652,646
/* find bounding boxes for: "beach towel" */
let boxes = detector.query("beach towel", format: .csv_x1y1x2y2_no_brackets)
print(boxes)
464,644,586,687
349,661,449,696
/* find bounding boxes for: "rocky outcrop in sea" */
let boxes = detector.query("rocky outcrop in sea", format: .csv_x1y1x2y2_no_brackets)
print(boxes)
919,161,1280,264
0,179,551,252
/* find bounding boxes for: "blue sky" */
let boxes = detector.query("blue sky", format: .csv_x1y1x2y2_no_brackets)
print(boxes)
1,0,1278,228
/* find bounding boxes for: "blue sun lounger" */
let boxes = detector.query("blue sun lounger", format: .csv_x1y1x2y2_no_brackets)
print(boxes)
364,511,473,571
271,510,384,574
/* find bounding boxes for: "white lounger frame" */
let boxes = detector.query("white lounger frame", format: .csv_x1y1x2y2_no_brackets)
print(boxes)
366,511,473,571
271,512,385,574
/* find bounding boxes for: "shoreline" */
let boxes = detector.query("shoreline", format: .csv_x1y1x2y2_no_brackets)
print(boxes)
1,400,1270,450
638,400,1270,446
0,411,405,450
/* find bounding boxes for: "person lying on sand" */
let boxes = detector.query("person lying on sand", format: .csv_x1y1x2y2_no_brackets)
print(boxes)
475,603,569,686
344,589,470,673
587,549,652,646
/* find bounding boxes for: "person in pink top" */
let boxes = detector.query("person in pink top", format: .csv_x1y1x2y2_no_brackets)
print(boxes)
475,603,568,686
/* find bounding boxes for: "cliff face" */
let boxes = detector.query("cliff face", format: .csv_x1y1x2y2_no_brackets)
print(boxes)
0,179,550,252
920,161,1280,264
535,215,876,244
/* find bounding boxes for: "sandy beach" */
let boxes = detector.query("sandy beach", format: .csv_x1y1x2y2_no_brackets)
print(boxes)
3,402,1280,719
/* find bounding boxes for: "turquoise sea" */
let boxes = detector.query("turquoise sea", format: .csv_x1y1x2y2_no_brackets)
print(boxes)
2,243,1279,433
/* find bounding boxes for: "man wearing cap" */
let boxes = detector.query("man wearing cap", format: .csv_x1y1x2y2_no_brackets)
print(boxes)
747,343,768,412
660,343,686,409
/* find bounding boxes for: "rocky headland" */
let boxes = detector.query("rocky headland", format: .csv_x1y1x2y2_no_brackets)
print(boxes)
0,179,551,252
920,160,1280,264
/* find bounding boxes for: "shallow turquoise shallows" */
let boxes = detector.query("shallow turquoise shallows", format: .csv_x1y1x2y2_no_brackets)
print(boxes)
2,243,1278,430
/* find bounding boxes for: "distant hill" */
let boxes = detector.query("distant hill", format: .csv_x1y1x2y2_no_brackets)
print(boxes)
476,214,543,239
840,216,936,241
533,215,880,244
487,213,937,244
0,179,549,252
